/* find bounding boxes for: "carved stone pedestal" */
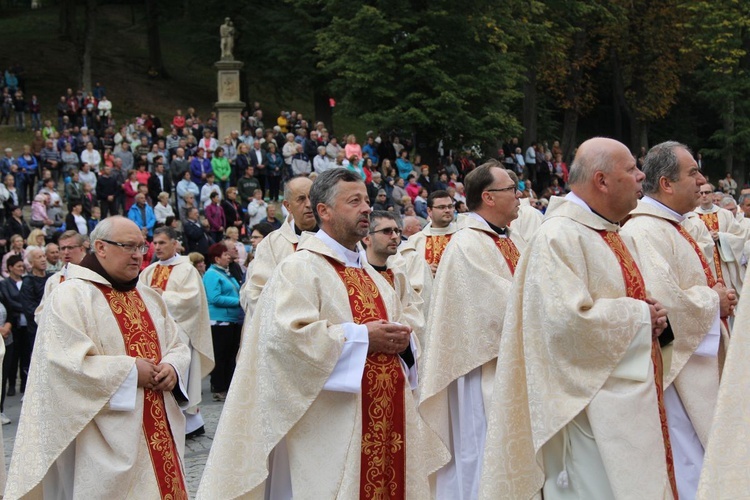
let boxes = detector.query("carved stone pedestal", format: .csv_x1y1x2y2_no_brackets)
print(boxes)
214,59,245,141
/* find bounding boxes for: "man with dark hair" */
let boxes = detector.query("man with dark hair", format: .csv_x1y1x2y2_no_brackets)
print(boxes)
419,162,525,498
183,207,212,256
34,230,87,322
200,168,444,499
622,140,736,499
97,165,119,218
140,226,214,439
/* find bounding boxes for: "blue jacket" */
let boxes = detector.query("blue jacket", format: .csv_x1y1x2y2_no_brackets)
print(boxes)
203,265,243,323
127,203,156,237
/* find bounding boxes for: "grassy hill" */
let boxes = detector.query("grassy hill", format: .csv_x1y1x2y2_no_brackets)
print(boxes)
0,4,363,150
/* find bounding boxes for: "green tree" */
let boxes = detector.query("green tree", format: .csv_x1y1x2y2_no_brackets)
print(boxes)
316,0,524,162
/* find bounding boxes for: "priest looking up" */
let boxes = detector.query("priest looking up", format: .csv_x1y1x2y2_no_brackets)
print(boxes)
198,168,446,499
139,226,215,439
419,162,525,499
480,138,676,499
240,175,317,315
6,216,191,499
622,141,737,499
693,182,749,298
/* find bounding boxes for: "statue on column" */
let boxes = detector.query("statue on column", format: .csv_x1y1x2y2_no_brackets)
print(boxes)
220,18,235,60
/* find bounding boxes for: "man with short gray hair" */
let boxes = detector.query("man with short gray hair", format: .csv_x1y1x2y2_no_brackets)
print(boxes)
622,140,737,499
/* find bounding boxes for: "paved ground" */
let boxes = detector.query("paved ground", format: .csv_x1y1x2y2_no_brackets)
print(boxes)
2,377,222,498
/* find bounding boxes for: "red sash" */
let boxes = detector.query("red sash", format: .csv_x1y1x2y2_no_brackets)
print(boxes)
326,258,406,500
696,212,725,284
93,283,188,500
596,230,677,499
378,269,396,289
488,233,520,275
424,234,452,267
150,264,175,291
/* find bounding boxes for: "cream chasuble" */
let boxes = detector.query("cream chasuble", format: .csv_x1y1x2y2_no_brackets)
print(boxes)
623,198,723,500
697,263,750,498
510,198,544,243
34,262,77,323
6,265,191,499
419,213,524,500
240,217,299,316
693,205,750,296
480,195,672,500
140,255,215,424
197,235,447,499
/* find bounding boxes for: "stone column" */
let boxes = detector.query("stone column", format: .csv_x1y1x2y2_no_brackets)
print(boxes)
214,59,245,141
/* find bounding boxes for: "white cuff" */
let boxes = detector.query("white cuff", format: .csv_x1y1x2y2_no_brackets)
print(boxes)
611,301,652,382
322,323,369,393
695,309,721,358
110,364,137,411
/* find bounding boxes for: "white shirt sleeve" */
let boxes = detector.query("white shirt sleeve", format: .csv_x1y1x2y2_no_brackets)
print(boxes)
109,364,138,411
611,301,652,382
694,309,721,358
322,323,369,393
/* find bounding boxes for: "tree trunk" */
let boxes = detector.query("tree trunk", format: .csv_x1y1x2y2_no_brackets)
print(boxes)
313,89,333,135
80,0,97,92
561,109,578,164
522,66,538,149
59,0,76,41
413,130,439,171
723,99,734,174
145,0,168,78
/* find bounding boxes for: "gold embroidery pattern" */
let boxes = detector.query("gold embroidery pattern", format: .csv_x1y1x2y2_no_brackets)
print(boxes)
669,220,717,287
378,269,396,289
697,212,725,284
150,265,174,292
489,234,520,274
93,284,188,500
424,234,452,266
325,259,407,500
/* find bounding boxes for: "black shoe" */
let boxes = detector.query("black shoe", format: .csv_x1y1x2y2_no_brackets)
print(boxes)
7,387,15,397
186,425,205,439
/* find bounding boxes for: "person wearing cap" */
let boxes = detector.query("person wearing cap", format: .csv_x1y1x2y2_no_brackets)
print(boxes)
372,188,394,212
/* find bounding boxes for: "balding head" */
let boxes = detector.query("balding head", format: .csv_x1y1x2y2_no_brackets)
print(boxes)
284,176,316,231
568,137,644,222
402,216,421,237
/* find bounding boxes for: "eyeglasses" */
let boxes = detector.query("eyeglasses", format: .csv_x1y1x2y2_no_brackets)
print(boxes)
431,204,454,211
100,239,149,254
59,245,82,252
699,191,712,195
485,185,519,194
369,227,402,236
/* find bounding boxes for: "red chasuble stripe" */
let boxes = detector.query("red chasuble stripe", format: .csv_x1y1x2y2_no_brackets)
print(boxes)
149,264,175,291
378,269,396,289
92,283,188,500
596,230,678,499
696,212,725,284
326,258,406,500
424,234,452,267
488,233,520,275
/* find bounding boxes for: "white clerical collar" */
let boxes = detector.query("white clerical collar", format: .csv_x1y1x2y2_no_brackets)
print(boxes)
564,191,593,213
315,230,362,268
159,254,180,266
641,196,685,222
466,212,507,237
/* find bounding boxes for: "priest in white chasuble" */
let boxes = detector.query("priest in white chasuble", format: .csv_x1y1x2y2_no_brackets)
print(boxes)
480,138,676,500
622,141,737,500
140,225,214,437
34,230,87,322
362,210,425,346
239,176,317,315
398,190,457,313
694,186,750,296
197,169,447,500
7,217,191,499
419,162,525,500
697,263,750,498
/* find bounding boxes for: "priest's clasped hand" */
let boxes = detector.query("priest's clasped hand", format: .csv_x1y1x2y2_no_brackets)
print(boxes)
646,297,668,336
713,281,738,318
365,320,411,355
136,358,178,391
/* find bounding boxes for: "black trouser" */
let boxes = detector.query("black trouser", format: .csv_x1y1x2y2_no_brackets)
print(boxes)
100,198,118,218
15,325,31,392
1,341,14,411
255,174,267,198
268,176,281,201
210,323,241,393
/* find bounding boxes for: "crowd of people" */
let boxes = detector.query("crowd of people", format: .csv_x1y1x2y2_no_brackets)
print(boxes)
1,81,750,498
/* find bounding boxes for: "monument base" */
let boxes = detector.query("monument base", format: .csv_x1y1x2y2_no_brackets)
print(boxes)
214,59,245,140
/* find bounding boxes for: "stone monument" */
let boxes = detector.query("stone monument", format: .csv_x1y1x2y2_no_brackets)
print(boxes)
215,18,244,141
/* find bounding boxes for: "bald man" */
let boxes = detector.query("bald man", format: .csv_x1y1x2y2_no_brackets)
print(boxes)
240,176,318,315
481,138,676,499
